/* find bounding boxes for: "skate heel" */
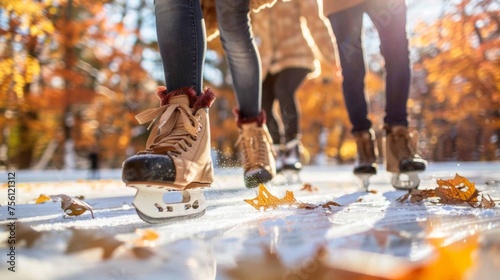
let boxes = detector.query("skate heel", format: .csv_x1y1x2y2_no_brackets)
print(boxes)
130,184,207,224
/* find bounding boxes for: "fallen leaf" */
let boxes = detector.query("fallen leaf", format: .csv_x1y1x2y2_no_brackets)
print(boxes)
131,246,156,259
36,194,94,218
4,223,43,248
369,189,378,194
35,194,51,204
66,229,124,260
224,247,287,280
409,235,479,280
134,229,159,247
244,184,298,211
479,194,495,208
435,174,479,206
301,183,318,192
321,201,342,209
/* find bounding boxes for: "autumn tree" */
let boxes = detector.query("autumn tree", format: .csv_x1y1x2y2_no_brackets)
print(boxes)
411,0,499,161
0,0,157,169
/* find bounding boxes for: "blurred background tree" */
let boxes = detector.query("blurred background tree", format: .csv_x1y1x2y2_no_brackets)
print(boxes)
0,0,498,170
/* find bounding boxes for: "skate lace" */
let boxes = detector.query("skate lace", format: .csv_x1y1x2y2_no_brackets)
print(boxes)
135,104,200,154
235,128,271,169
357,136,376,164
389,129,415,161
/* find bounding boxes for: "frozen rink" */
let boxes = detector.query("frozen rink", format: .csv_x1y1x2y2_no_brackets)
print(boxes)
1,161,500,279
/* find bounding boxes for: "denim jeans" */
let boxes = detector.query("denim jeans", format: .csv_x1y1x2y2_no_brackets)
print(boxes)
327,0,410,132
155,0,261,118
261,68,310,144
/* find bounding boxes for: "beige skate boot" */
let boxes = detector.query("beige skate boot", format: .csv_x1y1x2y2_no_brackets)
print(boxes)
384,125,427,190
122,86,215,223
353,129,378,190
234,110,276,188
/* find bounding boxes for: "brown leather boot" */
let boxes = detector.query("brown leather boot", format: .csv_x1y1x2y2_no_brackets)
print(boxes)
234,110,276,188
122,86,215,190
353,129,378,175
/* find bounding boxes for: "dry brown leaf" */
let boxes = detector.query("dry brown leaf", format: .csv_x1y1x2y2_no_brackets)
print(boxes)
407,235,478,280
131,246,156,259
479,194,496,208
224,247,287,280
297,202,321,209
301,183,318,192
397,189,437,203
36,194,94,218
321,201,342,209
435,174,479,205
5,223,43,248
369,189,378,194
66,229,124,260
244,184,298,211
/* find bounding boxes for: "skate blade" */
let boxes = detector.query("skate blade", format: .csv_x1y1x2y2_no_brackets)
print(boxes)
355,174,373,191
391,172,421,190
272,170,302,186
129,183,207,224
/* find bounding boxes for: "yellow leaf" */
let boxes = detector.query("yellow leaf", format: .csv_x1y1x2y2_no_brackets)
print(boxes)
134,229,159,247
244,184,297,211
35,194,51,204
436,173,479,205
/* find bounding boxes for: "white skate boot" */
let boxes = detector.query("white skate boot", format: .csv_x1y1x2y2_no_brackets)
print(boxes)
353,129,378,191
384,125,427,190
281,138,303,184
122,86,215,223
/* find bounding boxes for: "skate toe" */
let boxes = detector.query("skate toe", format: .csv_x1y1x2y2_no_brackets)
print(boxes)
122,154,176,183
244,168,274,188
353,164,377,175
400,159,427,172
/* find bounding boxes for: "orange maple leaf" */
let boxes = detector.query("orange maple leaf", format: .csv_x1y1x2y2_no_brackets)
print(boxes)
244,184,298,211
436,173,479,206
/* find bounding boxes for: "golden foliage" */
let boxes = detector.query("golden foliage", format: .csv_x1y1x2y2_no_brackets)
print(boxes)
397,174,495,208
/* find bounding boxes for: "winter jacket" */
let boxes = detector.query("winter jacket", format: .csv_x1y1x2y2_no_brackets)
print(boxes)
201,0,277,40
251,0,337,78
322,0,364,16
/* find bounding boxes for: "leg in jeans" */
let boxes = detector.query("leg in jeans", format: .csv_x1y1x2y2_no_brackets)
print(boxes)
155,0,205,95
261,73,280,144
216,0,261,118
366,0,410,127
272,68,310,143
328,5,372,133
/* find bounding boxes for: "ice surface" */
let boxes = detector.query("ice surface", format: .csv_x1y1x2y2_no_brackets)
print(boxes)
1,162,499,279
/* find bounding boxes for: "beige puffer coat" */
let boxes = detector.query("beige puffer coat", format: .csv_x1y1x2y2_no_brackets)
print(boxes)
201,0,277,40
322,0,364,16
251,0,337,78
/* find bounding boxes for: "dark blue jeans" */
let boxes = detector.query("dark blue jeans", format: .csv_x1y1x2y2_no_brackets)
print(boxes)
155,0,261,118
327,0,410,132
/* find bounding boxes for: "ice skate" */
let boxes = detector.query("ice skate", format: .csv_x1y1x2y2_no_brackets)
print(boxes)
234,110,276,188
384,125,427,190
353,129,378,191
122,86,215,224
281,138,303,184
273,144,285,173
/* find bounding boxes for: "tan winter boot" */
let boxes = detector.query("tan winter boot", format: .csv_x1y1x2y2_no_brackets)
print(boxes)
384,125,427,190
234,110,276,188
353,129,378,190
353,129,378,175
122,86,215,223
